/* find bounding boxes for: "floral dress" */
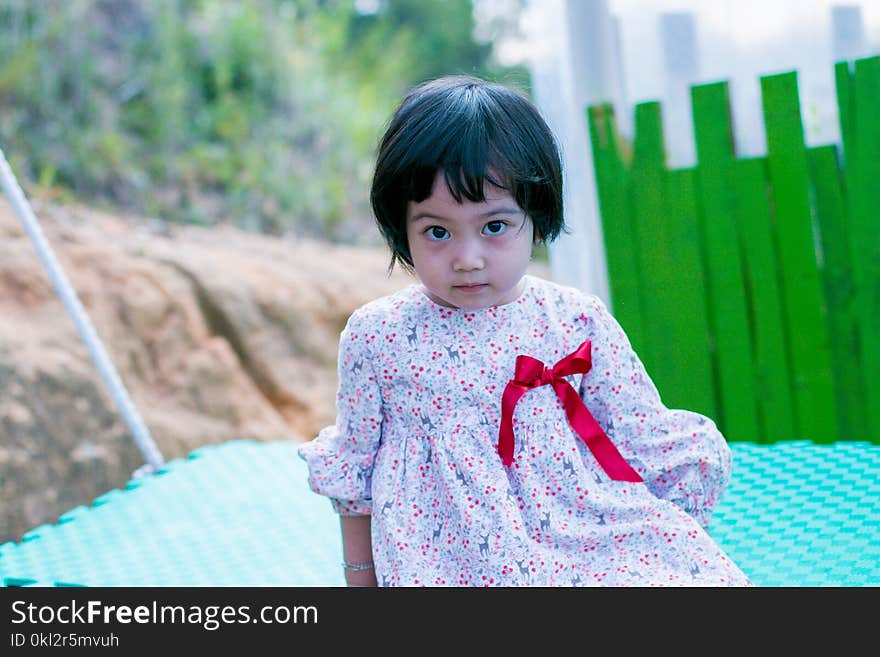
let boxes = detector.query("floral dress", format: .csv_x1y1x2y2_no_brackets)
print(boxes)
298,275,752,586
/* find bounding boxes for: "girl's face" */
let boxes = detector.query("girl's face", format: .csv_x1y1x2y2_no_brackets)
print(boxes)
406,170,535,310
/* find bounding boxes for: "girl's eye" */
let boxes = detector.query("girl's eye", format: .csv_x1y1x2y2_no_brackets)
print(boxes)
483,220,507,236
427,226,449,241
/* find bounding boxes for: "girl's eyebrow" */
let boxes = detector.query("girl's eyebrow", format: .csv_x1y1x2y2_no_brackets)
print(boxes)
409,206,523,223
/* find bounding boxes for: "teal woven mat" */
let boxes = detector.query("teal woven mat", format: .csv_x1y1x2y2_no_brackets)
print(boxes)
1,439,878,586
0,440,345,587
710,440,880,586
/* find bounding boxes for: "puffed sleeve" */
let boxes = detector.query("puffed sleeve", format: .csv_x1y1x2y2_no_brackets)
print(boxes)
297,309,383,516
579,295,732,527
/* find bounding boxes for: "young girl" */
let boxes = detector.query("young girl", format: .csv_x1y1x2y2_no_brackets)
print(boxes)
299,75,752,587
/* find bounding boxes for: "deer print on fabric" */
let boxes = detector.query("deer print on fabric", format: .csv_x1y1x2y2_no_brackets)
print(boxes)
432,520,444,543
478,533,491,557
407,324,419,347
355,464,370,486
444,344,461,365
539,511,551,534
419,411,436,433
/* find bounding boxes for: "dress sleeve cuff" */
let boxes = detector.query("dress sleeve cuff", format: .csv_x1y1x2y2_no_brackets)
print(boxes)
331,498,373,516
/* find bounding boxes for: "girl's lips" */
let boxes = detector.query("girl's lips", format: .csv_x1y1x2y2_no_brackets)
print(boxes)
454,284,488,294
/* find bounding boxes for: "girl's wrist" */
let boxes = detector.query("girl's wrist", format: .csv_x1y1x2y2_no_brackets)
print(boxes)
344,562,378,587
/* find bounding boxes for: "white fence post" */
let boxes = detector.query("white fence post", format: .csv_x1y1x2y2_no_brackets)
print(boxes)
831,4,868,62
526,0,623,305
660,11,698,167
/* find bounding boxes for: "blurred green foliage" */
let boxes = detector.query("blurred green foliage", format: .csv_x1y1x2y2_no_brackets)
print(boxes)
0,0,529,241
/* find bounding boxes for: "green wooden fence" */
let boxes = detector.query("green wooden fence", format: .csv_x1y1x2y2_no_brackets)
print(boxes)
587,56,880,444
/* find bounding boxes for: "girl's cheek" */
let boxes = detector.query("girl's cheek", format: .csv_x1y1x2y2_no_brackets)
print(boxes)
495,232,521,247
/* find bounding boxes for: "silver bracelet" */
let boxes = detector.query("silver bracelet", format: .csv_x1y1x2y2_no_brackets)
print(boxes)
342,560,375,572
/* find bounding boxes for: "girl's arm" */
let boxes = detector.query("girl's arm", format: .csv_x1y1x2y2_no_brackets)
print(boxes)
299,309,383,583
340,514,377,587
580,295,732,527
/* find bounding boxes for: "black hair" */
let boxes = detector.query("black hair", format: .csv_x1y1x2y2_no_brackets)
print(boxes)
370,75,566,273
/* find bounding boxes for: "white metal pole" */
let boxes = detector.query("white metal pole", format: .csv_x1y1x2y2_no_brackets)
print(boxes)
0,147,165,474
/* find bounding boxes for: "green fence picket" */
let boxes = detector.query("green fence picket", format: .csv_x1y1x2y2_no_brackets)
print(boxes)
691,81,761,442
732,157,796,442
663,168,717,419
833,60,869,440
807,144,866,441
586,104,646,352
627,101,680,390
848,57,880,438
760,72,839,442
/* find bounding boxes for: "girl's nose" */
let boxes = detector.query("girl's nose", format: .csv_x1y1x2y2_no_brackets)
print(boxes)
452,240,486,272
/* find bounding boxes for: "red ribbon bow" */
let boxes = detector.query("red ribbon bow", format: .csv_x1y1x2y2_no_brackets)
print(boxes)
498,339,643,482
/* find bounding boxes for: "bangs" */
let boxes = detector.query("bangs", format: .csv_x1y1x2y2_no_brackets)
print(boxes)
400,107,511,205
